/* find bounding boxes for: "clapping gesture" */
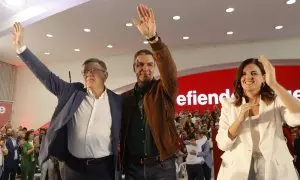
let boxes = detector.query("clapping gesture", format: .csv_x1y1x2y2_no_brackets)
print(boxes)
258,56,278,88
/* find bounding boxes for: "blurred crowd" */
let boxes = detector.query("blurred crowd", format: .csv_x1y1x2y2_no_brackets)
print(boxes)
0,122,61,180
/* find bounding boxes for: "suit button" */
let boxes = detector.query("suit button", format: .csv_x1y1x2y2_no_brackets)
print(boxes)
142,140,145,143
141,128,144,131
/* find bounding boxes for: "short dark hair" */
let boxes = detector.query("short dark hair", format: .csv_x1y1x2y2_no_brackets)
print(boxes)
82,58,107,71
24,130,34,141
233,58,276,106
134,49,154,60
133,49,154,70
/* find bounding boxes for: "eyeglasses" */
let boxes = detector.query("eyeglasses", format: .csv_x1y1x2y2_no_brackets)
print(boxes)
81,68,106,76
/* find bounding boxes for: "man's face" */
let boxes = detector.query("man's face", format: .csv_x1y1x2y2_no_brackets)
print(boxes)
134,54,155,83
6,128,12,136
82,62,107,89
40,130,45,136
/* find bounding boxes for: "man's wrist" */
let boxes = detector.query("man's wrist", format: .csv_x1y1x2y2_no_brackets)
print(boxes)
16,45,26,54
147,33,157,41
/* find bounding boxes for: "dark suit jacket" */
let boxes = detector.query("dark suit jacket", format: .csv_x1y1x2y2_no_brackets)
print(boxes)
4,137,18,168
18,48,122,179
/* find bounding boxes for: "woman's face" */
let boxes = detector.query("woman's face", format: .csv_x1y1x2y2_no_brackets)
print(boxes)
240,63,265,93
29,132,34,140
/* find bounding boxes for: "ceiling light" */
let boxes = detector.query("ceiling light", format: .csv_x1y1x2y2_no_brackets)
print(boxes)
173,16,181,20
286,0,296,4
226,31,234,35
143,41,149,44
275,25,283,30
183,36,190,40
126,23,133,27
3,0,26,7
83,28,91,32
106,45,113,48
74,49,80,52
46,34,53,38
44,52,50,55
226,8,235,13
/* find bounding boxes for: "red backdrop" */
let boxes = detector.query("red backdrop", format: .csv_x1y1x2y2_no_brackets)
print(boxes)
0,101,13,127
175,65,300,178
176,66,300,113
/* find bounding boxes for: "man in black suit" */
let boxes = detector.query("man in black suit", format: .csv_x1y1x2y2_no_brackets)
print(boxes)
3,128,19,180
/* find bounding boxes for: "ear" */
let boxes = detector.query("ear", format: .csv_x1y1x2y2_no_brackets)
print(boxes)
105,72,108,80
133,63,136,73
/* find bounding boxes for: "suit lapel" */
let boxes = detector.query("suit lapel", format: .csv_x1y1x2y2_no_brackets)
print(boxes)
107,90,119,140
124,91,136,127
238,98,253,147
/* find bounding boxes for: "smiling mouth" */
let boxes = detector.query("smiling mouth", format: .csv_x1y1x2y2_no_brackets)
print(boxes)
244,81,254,85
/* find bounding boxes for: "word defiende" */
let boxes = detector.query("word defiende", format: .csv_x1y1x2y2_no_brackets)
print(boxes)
176,89,300,106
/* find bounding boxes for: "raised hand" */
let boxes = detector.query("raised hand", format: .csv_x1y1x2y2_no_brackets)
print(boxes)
133,4,156,39
258,55,278,88
11,22,24,50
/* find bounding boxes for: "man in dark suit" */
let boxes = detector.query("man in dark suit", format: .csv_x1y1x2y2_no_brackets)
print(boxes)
12,22,122,180
3,128,18,180
120,4,181,179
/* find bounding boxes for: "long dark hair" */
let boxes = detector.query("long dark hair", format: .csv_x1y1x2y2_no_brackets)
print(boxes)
233,58,276,106
24,130,34,141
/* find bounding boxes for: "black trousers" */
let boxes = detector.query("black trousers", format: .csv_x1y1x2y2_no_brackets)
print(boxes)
202,163,211,180
124,158,176,180
2,166,17,180
62,155,115,180
186,164,204,180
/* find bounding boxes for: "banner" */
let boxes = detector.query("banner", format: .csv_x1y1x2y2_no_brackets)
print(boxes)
0,101,13,127
176,66,300,113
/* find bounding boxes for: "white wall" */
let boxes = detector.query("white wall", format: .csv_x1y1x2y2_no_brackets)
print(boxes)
11,36,300,129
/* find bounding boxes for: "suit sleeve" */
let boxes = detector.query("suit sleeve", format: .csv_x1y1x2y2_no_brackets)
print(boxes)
276,97,300,127
18,48,72,97
149,38,177,100
198,141,210,158
216,98,237,151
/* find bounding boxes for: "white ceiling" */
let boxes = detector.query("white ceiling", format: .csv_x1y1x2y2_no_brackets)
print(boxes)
0,0,300,66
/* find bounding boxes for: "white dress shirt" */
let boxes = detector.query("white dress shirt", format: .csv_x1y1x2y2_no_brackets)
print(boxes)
10,137,18,160
67,89,112,158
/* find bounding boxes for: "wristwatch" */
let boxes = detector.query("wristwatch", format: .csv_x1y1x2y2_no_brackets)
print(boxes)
147,33,158,41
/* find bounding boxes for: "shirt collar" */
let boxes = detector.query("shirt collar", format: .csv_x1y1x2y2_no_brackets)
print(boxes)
87,88,107,100
134,80,155,95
